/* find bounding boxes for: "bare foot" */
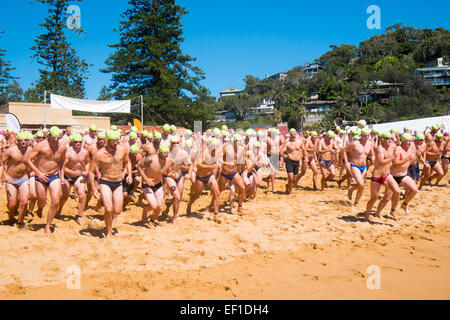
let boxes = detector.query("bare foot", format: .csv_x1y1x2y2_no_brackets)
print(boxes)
145,220,156,229
105,232,112,240
401,203,410,215
141,206,149,222
76,216,83,226
171,216,177,225
16,223,26,230
213,214,222,224
186,204,192,216
390,210,398,221
237,206,245,215
44,226,52,236
347,188,353,201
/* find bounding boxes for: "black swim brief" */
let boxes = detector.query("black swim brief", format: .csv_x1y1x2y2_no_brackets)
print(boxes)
99,179,123,192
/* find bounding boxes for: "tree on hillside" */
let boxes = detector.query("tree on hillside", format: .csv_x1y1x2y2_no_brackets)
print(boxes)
102,0,210,126
29,0,89,101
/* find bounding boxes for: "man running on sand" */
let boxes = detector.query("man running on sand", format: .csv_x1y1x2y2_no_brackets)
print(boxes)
123,144,142,210
408,133,426,184
318,130,338,190
138,143,172,228
25,126,67,235
218,134,246,214
82,124,98,149
419,132,444,189
344,130,373,206
441,132,450,183
89,130,132,240
59,134,90,226
1,132,31,228
281,128,302,194
303,131,320,189
266,129,281,192
365,132,400,221
85,131,106,210
186,138,221,222
389,133,418,216
162,135,192,223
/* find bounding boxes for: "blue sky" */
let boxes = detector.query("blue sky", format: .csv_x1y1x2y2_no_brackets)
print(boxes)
0,0,449,100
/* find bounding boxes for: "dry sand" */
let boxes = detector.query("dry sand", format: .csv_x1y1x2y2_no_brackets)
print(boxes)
0,170,449,300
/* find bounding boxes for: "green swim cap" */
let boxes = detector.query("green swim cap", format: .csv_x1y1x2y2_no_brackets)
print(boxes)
142,130,149,137
221,125,228,131
432,124,439,130
222,130,228,137
170,125,177,132
97,131,106,138
129,132,138,140
130,144,139,154
163,124,170,131
26,132,34,140
327,130,334,138
148,132,153,139
107,130,121,141
436,132,443,139
381,132,392,139
233,134,243,141
350,128,360,135
353,135,361,140
213,128,221,137
154,132,162,139
246,129,253,137
36,130,44,138
253,141,261,148
289,128,296,134
415,133,425,141
89,124,97,131
257,130,264,137
311,131,318,137
390,128,400,134
185,129,193,136
110,125,117,131
185,139,193,148
170,135,180,143
400,133,412,142
50,126,61,136
209,137,219,146
361,128,371,135
17,132,28,140
131,126,138,133
339,129,346,134
72,134,83,142
336,126,341,131
159,143,170,153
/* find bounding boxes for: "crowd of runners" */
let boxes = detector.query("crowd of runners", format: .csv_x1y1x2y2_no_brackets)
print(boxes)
0,122,448,239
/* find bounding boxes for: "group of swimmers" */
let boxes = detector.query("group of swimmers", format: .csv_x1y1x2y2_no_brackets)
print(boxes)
0,122,448,239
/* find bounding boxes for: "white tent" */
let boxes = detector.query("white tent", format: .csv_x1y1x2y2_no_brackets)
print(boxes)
51,94,130,113
370,115,450,133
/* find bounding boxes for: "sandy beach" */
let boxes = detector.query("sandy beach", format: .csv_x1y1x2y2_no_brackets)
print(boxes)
0,171,449,300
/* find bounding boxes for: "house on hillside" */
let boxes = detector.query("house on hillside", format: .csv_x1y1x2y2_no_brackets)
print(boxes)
414,58,450,88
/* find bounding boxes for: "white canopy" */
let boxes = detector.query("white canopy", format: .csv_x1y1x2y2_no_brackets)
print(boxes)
370,115,450,133
51,94,130,113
